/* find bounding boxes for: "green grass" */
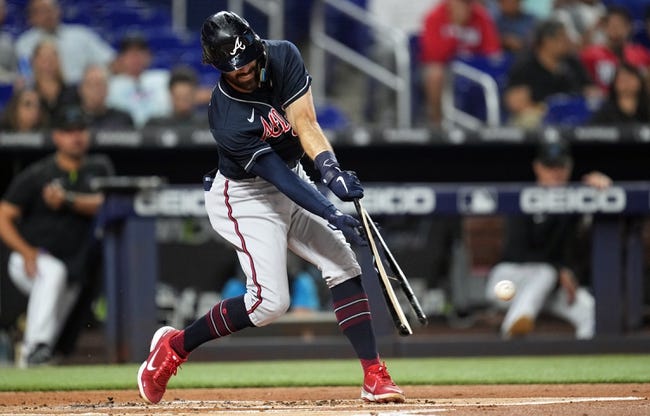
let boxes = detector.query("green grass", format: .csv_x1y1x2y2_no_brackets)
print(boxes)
1,355,649,391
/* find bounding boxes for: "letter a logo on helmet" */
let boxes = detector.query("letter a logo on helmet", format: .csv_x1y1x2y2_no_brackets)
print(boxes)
229,37,246,55
201,11,266,73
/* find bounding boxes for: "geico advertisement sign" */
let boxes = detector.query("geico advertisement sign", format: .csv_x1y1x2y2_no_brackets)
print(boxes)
134,189,205,216
520,186,626,214
361,186,436,214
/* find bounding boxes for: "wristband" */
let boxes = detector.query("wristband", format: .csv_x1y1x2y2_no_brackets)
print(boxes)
314,150,340,185
64,192,76,209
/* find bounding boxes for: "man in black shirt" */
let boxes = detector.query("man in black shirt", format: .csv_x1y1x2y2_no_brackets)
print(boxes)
485,136,610,339
504,19,600,128
0,105,113,366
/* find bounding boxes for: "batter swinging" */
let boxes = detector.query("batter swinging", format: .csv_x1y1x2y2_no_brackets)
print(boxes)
137,11,405,405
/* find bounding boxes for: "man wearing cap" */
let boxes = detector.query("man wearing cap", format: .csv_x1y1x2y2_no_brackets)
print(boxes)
484,137,611,339
0,105,113,366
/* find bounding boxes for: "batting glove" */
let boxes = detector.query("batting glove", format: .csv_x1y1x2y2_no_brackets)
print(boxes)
325,206,366,246
315,151,364,202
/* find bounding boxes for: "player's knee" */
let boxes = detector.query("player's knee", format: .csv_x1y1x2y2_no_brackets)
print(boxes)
250,294,291,326
536,264,557,289
37,254,67,286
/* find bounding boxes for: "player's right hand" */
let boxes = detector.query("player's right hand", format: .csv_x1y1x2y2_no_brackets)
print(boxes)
325,207,366,246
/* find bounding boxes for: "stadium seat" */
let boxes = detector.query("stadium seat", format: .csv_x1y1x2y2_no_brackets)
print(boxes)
451,53,514,124
542,94,595,126
316,102,349,131
0,84,13,111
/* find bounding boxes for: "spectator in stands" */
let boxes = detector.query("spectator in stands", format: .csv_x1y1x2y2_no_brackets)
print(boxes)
107,34,171,128
553,0,605,48
420,0,502,126
485,136,609,340
0,87,46,131
0,0,17,84
580,6,650,94
504,19,598,128
146,66,204,129
0,105,114,367
493,0,538,54
590,62,650,124
31,39,76,119
76,64,134,130
15,0,115,85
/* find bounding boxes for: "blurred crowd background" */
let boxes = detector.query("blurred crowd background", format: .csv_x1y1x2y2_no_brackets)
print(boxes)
1,0,650,365
0,0,649,133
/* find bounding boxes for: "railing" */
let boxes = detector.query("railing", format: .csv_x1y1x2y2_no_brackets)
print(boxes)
228,0,285,40
309,0,412,128
443,60,502,129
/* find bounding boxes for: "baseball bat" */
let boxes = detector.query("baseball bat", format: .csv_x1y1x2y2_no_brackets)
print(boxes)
354,199,413,336
362,209,429,326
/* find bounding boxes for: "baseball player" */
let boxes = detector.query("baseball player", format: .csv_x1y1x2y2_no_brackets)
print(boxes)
0,105,113,366
137,11,405,404
485,136,608,339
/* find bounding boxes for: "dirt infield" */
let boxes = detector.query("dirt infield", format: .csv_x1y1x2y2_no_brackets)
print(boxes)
0,384,648,415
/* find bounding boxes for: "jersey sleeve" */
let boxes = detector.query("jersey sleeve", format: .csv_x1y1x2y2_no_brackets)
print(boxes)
275,41,312,109
2,166,39,210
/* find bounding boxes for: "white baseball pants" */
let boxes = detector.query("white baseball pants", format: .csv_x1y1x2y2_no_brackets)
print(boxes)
486,262,595,339
8,251,80,357
204,164,362,327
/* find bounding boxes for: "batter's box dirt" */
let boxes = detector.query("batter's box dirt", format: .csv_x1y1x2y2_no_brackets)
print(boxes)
0,384,648,416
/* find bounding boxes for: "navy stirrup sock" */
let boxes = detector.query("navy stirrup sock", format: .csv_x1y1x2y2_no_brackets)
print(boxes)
330,277,379,365
170,294,253,357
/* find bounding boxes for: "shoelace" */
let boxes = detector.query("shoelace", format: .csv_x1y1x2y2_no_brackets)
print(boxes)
369,362,394,384
153,352,182,386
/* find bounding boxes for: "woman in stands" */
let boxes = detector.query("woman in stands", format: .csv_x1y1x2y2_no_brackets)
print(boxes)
0,87,46,131
30,39,75,119
590,62,650,124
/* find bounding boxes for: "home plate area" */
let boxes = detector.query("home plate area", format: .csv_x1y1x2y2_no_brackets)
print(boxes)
1,385,648,416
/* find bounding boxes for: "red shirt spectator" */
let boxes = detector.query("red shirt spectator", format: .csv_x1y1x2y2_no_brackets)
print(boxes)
580,43,650,92
579,5,650,92
421,0,501,63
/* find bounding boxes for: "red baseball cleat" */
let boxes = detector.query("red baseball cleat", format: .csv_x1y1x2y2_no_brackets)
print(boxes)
361,362,405,403
137,326,186,404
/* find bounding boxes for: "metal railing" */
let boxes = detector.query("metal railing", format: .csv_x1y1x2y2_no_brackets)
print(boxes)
443,61,502,130
309,0,412,128
228,0,285,40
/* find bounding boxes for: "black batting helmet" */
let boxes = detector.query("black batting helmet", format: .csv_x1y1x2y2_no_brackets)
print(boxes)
201,11,265,72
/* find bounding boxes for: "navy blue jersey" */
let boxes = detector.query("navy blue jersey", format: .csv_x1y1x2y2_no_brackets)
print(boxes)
208,40,311,179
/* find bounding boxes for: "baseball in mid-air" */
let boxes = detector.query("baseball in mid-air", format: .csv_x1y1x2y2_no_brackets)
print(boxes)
494,279,516,301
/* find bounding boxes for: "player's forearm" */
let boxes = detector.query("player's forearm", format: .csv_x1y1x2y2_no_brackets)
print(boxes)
294,117,332,160
0,211,35,256
250,152,334,219
284,89,333,160
65,192,105,216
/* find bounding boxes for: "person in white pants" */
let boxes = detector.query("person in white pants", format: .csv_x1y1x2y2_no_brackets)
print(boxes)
0,105,113,366
485,136,611,339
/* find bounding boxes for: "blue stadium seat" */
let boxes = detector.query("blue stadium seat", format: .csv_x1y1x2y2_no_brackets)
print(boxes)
0,84,14,112
542,94,594,126
316,102,349,131
452,53,514,124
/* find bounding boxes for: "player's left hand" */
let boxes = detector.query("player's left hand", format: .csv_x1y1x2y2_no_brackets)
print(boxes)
325,207,366,246
326,169,364,202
